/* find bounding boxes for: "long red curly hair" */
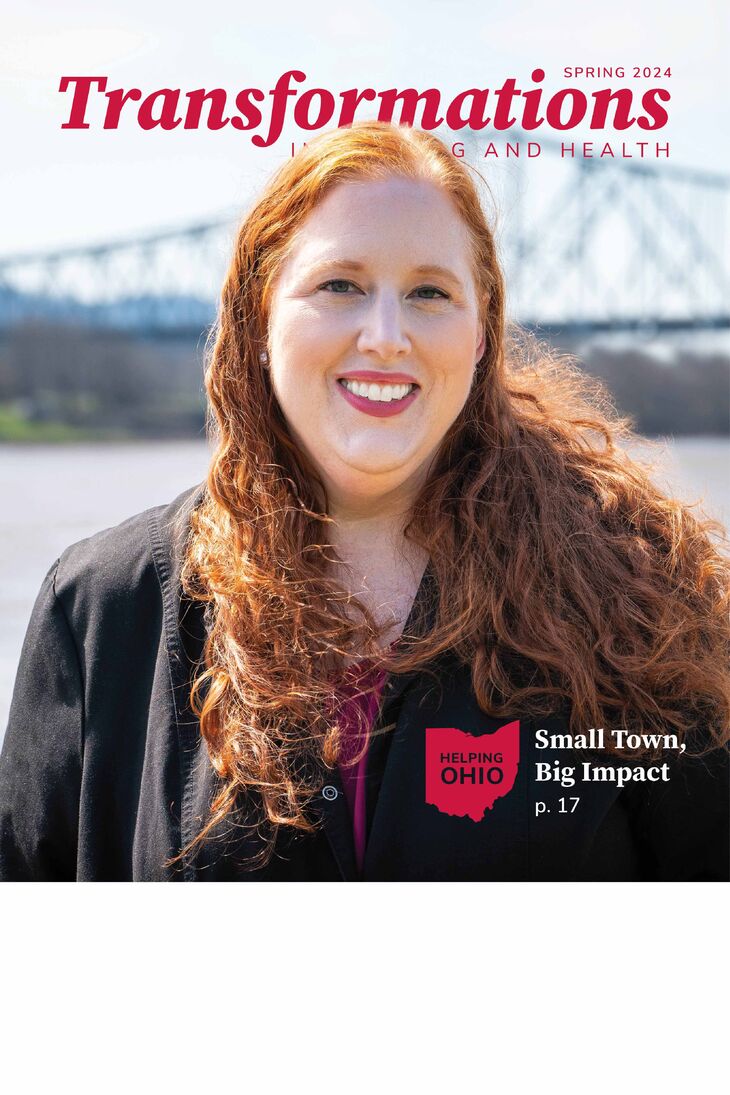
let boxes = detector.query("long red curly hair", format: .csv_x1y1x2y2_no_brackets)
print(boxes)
170,120,730,870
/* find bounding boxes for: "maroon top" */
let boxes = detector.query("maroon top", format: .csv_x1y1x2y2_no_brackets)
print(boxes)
336,658,390,876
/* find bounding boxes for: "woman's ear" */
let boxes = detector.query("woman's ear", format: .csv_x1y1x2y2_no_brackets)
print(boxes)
475,328,486,363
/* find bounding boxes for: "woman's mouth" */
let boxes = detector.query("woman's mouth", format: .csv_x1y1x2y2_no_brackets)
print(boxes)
336,378,419,418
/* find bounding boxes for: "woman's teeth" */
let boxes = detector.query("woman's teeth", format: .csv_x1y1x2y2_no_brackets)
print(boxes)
339,379,416,403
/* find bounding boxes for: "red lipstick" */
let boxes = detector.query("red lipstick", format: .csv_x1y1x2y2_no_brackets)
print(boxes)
336,375,420,418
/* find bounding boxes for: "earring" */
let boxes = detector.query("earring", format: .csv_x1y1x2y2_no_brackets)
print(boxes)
259,350,269,365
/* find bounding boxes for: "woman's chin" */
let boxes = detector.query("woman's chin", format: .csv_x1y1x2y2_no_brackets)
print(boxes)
321,452,433,508
336,432,424,467
332,450,419,481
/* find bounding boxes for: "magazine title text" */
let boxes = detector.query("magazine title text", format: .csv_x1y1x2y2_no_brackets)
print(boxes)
58,68,671,148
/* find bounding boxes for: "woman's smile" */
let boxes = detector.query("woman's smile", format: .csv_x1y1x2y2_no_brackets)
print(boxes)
335,372,420,418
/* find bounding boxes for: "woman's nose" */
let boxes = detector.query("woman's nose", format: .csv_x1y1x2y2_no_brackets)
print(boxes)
356,291,412,360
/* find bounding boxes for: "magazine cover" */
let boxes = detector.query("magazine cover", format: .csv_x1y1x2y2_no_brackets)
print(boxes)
0,0,728,882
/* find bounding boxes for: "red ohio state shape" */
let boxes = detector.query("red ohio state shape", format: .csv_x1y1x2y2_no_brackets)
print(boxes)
425,722,520,821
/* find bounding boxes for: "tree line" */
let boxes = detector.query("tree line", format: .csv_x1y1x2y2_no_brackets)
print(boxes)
0,322,726,440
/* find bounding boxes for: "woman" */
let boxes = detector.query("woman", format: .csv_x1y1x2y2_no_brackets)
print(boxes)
1,121,728,881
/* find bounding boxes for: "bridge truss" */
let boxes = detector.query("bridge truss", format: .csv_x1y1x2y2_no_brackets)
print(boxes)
1,134,727,338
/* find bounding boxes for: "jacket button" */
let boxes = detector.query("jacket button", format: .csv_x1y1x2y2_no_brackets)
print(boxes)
322,785,339,801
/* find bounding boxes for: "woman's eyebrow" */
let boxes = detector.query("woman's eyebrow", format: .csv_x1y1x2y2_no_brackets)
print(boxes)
411,264,465,289
303,259,367,277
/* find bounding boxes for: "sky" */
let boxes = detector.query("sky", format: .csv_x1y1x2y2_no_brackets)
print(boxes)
1,0,728,257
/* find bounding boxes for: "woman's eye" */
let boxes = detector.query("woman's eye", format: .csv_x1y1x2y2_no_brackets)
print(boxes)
320,279,358,294
317,280,448,299
412,285,449,300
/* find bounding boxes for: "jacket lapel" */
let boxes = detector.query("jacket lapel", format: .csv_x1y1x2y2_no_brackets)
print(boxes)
317,563,439,879
148,483,207,880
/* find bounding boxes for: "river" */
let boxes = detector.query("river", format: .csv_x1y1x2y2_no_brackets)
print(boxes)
1,437,727,738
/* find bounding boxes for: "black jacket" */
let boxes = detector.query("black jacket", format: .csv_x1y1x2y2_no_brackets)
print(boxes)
1,485,727,882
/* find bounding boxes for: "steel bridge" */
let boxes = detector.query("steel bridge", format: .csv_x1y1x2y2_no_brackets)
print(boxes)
1,131,728,338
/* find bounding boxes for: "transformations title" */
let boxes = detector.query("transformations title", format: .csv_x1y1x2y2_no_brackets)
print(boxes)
58,68,671,148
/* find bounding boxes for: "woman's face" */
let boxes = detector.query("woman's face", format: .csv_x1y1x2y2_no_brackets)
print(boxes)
267,174,486,514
